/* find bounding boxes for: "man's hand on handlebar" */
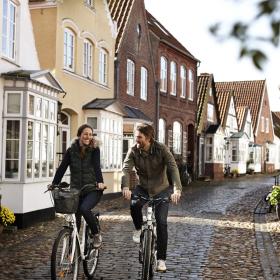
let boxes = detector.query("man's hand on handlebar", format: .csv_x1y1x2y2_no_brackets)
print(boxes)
171,190,181,204
122,187,132,200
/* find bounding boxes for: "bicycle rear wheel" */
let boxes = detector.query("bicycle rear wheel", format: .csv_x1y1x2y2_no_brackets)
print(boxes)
83,226,99,279
141,229,153,280
51,228,79,280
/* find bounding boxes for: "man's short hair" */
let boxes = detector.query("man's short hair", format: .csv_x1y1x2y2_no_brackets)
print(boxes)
136,123,155,141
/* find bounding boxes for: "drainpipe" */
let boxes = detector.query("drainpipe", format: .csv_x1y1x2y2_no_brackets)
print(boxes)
155,81,160,140
114,57,119,99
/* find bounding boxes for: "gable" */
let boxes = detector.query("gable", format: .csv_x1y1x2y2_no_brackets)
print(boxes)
215,80,265,134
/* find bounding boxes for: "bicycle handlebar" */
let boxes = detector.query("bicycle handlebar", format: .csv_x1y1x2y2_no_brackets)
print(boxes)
45,182,107,193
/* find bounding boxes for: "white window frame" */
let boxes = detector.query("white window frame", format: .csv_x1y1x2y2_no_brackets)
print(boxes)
28,93,35,116
265,118,269,133
64,28,75,71
188,69,194,101
99,48,108,85
84,0,95,8
173,121,182,154
140,66,148,101
158,118,166,144
126,59,135,96
100,117,123,171
207,103,214,122
170,61,177,96
5,91,23,116
180,65,187,98
261,116,265,132
2,0,17,60
160,56,167,92
205,136,213,162
83,39,93,79
3,119,21,181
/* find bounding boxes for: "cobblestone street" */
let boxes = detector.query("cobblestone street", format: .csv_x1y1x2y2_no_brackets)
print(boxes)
0,175,279,279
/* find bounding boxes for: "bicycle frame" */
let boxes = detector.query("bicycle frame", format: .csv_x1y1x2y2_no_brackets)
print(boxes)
63,214,88,263
135,195,169,279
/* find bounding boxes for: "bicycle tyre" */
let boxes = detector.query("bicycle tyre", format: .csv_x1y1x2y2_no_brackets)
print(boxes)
141,229,153,280
276,203,280,221
83,225,99,279
51,228,79,280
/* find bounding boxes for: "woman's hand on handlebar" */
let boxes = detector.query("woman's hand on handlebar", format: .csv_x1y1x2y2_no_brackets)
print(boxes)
122,187,132,200
97,182,106,190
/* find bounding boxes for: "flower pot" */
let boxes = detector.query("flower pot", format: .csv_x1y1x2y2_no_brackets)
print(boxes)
0,224,4,234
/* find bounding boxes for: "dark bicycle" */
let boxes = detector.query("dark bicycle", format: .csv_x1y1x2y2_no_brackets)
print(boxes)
46,182,103,280
132,194,169,280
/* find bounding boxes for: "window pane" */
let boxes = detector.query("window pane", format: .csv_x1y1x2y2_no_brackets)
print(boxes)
29,95,34,115
36,97,42,118
7,93,21,114
26,160,32,178
5,160,18,178
5,120,20,179
6,119,20,139
34,123,41,178
87,117,97,129
50,102,55,121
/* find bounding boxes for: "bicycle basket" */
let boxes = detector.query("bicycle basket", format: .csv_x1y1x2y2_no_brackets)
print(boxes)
52,188,80,214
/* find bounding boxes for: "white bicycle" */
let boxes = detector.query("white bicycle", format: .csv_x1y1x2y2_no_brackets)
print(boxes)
46,182,102,280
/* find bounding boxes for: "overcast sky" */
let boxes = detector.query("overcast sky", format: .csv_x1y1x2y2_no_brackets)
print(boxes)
145,0,280,111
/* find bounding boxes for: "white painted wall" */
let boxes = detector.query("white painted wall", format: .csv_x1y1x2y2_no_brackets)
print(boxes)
1,182,53,213
274,136,280,170
0,0,40,73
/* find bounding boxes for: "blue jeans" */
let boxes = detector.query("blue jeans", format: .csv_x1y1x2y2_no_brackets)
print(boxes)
76,191,103,234
130,186,172,260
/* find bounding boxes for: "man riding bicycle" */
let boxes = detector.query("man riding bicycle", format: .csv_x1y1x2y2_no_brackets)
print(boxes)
122,123,182,272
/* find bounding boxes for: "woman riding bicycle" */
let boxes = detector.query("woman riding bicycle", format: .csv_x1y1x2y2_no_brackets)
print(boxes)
122,123,182,272
52,124,105,248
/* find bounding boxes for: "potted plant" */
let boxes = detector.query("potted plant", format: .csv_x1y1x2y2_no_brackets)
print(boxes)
268,186,280,220
0,205,16,233
231,168,239,178
246,159,254,174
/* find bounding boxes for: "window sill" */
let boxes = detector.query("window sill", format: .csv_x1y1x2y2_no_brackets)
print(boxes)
1,56,20,67
63,69,110,90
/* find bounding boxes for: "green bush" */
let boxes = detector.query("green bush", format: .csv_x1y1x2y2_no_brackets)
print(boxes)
269,186,280,206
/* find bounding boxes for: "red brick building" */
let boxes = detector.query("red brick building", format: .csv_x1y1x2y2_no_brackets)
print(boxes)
107,0,157,156
146,10,200,177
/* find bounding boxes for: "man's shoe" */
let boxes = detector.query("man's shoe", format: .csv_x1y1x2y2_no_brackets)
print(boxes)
92,233,102,249
157,260,167,272
132,229,141,243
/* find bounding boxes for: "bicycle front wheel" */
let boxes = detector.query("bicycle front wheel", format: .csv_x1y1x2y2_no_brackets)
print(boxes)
141,229,153,280
51,228,79,280
83,226,99,279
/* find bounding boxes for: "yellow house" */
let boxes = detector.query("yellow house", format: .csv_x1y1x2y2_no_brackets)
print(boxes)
29,0,123,192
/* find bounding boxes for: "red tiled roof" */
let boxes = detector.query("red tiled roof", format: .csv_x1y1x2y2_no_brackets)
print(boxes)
216,90,232,128
215,80,266,133
272,111,280,138
107,0,135,53
236,106,248,130
197,73,212,133
146,10,199,61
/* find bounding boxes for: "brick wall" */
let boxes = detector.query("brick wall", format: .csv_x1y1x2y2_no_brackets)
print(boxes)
116,0,157,124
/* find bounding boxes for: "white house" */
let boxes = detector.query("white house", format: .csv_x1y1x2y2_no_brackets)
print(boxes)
0,0,64,228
